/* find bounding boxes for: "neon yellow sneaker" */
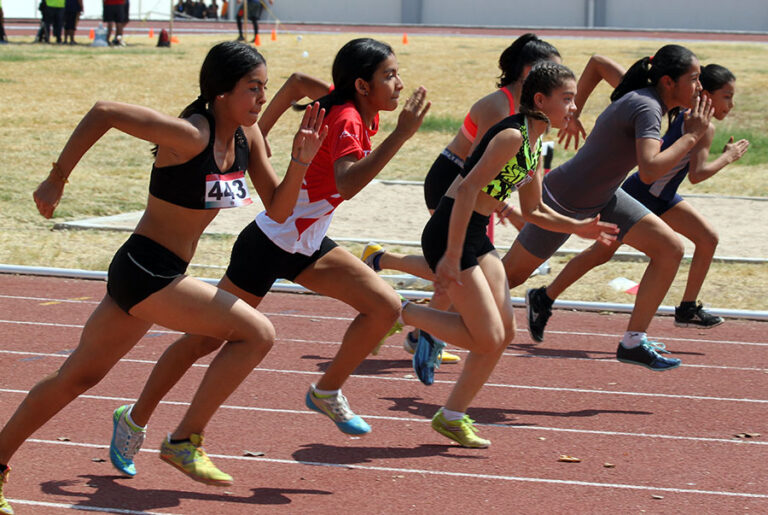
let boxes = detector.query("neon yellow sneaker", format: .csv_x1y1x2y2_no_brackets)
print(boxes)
360,242,385,272
404,329,460,364
0,466,13,515
159,433,233,486
431,409,490,448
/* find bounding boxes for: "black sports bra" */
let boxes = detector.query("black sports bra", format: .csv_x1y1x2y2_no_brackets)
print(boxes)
149,110,251,209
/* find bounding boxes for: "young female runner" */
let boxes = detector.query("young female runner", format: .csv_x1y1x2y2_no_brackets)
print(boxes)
503,44,713,371
526,62,749,341
0,41,327,512
106,37,430,477
399,62,618,447
361,34,561,362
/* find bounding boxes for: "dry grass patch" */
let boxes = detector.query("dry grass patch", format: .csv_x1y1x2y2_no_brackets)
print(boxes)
2,34,766,310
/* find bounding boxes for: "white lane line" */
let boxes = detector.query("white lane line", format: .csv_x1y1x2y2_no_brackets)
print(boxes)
22,438,768,500
2,349,768,402
6,497,178,514
0,391,763,446
2,320,767,373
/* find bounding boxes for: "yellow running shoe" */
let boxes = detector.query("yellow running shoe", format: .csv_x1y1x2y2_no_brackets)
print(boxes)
431,409,490,448
159,433,233,486
0,466,13,515
360,242,385,272
404,330,460,364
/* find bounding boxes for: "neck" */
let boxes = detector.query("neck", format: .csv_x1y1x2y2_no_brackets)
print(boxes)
209,104,239,146
506,82,522,103
526,116,548,143
654,85,674,112
354,98,377,129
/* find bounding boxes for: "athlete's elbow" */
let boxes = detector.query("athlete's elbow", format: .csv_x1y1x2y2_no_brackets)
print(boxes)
264,207,290,223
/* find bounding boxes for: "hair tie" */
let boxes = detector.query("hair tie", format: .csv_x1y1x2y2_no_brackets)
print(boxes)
648,55,654,64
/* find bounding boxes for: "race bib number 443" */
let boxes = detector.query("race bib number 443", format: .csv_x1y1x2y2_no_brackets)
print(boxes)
205,171,252,209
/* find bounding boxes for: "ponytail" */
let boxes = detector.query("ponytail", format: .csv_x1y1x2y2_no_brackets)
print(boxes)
497,33,560,88
611,44,695,102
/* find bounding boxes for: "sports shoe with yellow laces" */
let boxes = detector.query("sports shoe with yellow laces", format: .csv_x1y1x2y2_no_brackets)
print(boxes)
0,466,13,515
159,433,233,486
403,330,460,364
431,409,490,448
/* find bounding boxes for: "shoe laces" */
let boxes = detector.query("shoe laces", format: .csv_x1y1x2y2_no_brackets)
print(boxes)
322,392,355,422
118,422,145,460
458,415,480,435
643,340,670,355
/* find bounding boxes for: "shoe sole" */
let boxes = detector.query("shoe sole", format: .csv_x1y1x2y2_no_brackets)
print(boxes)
159,454,233,486
525,289,544,343
109,407,137,477
431,424,490,448
616,357,681,371
673,319,724,329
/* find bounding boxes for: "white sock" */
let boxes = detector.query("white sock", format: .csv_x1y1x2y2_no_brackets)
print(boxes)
620,331,646,349
442,408,464,422
126,405,146,431
313,386,340,397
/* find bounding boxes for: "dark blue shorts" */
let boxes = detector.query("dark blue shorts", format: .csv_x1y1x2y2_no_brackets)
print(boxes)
621,173,684,216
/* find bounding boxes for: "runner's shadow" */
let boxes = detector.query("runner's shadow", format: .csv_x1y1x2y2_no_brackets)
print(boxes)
508,343,703,359
292,442,481,465
40,475,332,510
381,396,651,425
302,355,412,375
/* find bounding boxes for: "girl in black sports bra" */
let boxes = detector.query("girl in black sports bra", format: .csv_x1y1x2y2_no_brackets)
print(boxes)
0,41,327,505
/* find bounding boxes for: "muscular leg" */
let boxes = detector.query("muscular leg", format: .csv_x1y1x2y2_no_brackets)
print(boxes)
130,276,273,438
295,247,400,391
129,275,265,429
0,295,152,464
546,240,621,300
621,213,684,332
660,201,718,303
441,252,515,413
502,239,547,288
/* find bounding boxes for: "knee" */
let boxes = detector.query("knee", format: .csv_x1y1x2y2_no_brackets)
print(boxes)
57,367,106,395
649,235,684,265
368,289,401,325
697,229,719,254
474,325,508,355
244,317,276,353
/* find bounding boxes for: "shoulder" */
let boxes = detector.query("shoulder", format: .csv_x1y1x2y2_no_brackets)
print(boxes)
470,90,509,121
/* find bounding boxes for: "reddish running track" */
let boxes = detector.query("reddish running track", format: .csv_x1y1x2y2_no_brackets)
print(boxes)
1,273,767,513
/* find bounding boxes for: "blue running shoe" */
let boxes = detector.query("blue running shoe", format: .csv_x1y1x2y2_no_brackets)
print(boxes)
413,330,446,385
109,404,146,476
616,339,681,371
305,385,371,435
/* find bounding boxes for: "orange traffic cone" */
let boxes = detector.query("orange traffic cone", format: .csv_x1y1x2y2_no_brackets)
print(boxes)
254,33,261,46
89,28,95,40
402,33,408,44
149,28,154,38
171,36,179,43
271,28,276,41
